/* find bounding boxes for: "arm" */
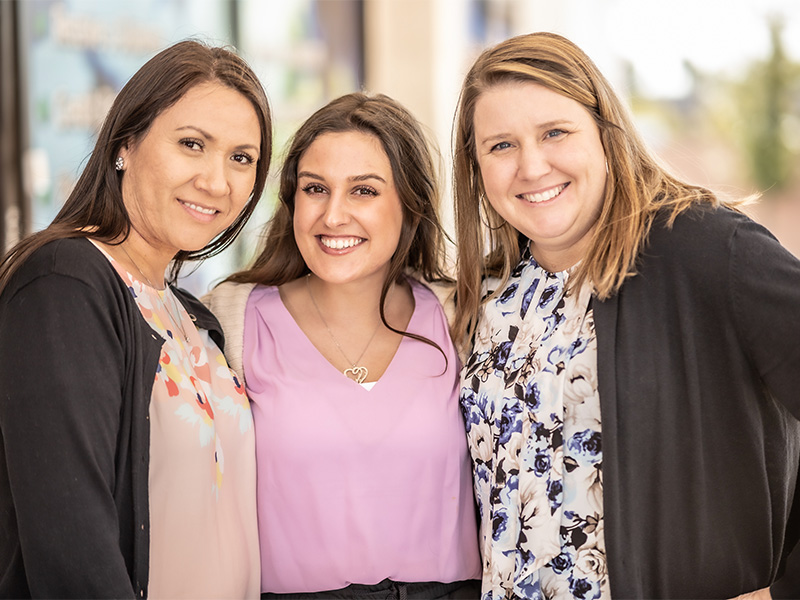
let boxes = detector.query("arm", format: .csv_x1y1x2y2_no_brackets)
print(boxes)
200,281,255,385
730,217,800,421
0,272,135,598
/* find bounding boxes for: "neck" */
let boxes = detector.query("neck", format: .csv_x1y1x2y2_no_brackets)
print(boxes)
305,273,390,323
531,239,590,273
113,237,172,290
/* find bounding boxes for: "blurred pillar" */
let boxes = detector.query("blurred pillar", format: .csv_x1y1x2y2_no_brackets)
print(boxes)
0,0,27,253
362,0,470,264
363,0,436,128
363,0,471,147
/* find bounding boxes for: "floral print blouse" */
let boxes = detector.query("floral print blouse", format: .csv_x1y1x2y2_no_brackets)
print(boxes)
96,244,261,598
460,249,610,600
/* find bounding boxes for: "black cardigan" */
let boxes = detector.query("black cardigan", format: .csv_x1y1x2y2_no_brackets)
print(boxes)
0,238,224,598
594,205,800,598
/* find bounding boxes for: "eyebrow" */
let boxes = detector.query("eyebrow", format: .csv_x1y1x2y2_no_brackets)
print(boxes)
477,119,575,146
176,125,260,154
297,171,387,184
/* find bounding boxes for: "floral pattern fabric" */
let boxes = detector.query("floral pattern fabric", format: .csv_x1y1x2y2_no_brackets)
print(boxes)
98,245,261,598
460,249,610,600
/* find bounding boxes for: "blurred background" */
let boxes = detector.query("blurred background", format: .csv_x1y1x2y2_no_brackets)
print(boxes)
1,0,799,594
1,0,799,296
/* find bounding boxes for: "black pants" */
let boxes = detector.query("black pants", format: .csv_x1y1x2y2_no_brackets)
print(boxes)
261,578,482,600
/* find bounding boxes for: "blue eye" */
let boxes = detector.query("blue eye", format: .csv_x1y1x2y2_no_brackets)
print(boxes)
545,129,567,139
490,141,512,152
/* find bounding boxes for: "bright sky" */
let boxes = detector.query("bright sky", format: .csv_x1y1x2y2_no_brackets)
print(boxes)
601,0,800,98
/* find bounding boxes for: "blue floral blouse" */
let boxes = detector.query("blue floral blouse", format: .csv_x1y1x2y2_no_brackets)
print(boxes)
460,249,610,600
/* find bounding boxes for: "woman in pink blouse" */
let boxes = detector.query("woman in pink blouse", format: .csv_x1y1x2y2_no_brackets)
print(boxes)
204,93,481,599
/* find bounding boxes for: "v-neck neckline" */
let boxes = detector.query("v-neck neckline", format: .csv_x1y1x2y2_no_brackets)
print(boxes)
274,277,422,391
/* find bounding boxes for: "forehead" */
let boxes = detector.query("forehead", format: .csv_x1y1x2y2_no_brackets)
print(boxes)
299,130,391,175
473,80,591,130
154,82,258,128
132,81,261,152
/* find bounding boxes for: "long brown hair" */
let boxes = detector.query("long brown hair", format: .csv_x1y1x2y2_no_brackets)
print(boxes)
227,92,451,350
452,31,721,349
0,39,272,293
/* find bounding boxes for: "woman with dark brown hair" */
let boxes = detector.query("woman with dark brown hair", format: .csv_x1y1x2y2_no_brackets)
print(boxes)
0,40,272,598
453,31,799,599
204,92,481,600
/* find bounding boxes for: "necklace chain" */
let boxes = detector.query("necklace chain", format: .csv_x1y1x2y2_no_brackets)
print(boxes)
306,274,382,384
120,244,191,344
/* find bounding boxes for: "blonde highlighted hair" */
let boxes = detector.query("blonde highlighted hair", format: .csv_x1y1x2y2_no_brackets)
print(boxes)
452,31,725,349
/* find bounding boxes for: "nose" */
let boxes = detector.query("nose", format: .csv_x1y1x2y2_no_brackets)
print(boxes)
322,190,350,227
517,144,552,180
195,157,230,197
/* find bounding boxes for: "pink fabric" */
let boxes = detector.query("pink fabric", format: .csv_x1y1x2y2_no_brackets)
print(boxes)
243,279,481,593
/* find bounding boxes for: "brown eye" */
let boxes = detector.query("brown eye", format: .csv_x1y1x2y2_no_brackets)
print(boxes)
353,186,378,197
180,139,203,151
232,152,255,165
301,184,326,195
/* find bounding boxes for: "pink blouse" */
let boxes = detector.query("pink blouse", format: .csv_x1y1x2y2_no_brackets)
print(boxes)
243,278,481,593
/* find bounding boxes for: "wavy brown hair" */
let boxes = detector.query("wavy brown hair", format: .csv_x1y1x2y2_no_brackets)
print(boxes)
227,92,451,349
452,31,724,349
0,39,272,293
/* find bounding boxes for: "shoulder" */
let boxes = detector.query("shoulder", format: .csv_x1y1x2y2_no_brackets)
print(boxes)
4,237,124,303
200,281,258,380
406,273,456,328
648,204,766,255
201,280,257,318
638,204,776,278
14,237,113,283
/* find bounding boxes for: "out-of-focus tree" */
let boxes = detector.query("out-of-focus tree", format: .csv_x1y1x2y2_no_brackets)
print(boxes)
735,17,798,192
627,15,800,198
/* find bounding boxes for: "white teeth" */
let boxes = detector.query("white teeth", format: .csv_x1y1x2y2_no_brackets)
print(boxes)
520,184,566,203
320,236,364,250
183,201,216,215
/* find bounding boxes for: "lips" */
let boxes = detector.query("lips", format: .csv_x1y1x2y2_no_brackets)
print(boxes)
518,183,568,204
318,235,365,250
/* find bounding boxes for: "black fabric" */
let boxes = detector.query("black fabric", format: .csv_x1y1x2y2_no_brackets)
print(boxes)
0,237,224,599
594,205,800,598
772,540,800,598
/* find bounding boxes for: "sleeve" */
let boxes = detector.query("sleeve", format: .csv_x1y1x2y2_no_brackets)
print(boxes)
0,273,136,598
730,217,800,421
200,282,254,385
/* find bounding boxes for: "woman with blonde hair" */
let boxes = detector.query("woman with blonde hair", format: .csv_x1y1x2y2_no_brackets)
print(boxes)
453,31,799,599
204,92,481,599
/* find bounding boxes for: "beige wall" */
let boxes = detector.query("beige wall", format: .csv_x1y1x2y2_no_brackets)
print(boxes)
362,0,474,258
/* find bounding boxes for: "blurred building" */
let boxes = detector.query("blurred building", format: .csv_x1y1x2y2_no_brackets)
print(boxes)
3,0,799,293
1,0,517,292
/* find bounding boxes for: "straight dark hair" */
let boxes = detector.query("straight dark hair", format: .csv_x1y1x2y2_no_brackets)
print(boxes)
0,39,273,294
